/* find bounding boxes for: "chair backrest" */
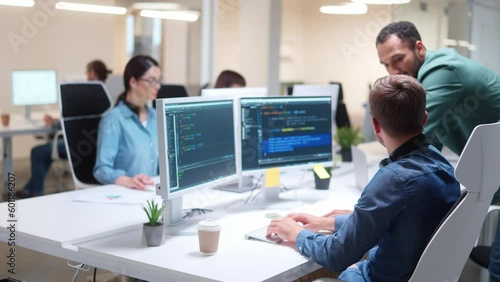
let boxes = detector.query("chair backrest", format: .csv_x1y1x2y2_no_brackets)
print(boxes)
59,81,112,189
152,84,189,108
409,121,500,282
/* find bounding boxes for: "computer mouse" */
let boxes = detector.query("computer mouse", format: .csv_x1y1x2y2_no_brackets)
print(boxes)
265,212,284,219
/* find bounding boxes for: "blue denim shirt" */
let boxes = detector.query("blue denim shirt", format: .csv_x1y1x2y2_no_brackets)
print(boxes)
93,101,159,185
296,134,460,282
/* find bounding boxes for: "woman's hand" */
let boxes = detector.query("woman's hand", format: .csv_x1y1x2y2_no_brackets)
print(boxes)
115,174,154,190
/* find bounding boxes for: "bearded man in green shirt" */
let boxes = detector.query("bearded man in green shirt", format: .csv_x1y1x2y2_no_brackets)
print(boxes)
376,21,500,156
376,21,500,282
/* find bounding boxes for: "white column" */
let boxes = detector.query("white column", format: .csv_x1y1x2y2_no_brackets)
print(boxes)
201,0,216,87
239,0,281,93
162,20,188,84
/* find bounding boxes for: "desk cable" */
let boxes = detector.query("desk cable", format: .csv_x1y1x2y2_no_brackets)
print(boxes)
246,174,263,204
67,261,90,282
182,208,213,218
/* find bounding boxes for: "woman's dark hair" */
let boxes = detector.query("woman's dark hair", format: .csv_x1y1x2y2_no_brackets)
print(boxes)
87,60,111,82
214,70,246,88
115,55,159,106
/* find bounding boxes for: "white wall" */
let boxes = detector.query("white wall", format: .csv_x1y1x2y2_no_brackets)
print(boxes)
215,0,241,84
215,1,451,128
470,0,500,73
0,3,115,159
279,1,449,128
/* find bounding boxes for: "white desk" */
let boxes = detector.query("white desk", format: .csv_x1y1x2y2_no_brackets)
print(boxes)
0,113,57,197
0,166,365,282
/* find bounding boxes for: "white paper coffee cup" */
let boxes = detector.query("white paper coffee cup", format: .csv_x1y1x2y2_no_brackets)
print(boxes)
197,219,221,255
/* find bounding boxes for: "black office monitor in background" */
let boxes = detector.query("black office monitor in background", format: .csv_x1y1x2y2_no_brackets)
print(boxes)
329,81,351,128
152,84,190,108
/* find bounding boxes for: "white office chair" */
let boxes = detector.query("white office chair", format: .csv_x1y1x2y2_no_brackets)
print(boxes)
314,122,500,282
470,204,500,282
50,129,72,192
409,121,500,281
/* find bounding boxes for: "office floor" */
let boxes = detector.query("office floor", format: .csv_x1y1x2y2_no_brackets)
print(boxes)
0,158,485,282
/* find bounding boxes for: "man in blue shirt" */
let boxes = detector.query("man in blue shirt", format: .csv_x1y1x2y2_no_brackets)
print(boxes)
267,75,461,282
376,21,500,281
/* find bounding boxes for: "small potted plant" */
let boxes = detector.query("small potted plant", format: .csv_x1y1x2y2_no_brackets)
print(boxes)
334,126,363,162
142,199,166,247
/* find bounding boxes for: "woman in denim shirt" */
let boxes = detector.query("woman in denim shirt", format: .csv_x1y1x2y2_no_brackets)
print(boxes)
93,55,160,190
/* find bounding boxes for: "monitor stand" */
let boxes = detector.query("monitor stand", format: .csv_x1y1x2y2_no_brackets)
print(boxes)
213,175,255,193
162,197,203,236
256,185,303,210
23,105,32,121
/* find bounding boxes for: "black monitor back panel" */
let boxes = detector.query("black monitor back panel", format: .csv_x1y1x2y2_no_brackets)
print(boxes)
153,84,189,108
329,81,350,128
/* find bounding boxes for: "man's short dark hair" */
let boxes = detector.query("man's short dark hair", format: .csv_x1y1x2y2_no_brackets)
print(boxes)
376,21,422,49
370,75,426,137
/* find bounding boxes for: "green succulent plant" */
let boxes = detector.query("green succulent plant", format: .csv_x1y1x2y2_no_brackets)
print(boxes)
334,126,363,149
142,199,166,226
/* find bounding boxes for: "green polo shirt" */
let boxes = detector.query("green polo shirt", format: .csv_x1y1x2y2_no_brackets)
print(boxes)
418,48,500,155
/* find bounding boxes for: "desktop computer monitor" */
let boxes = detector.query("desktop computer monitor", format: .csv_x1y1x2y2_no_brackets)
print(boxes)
11,70,58,119
239,96,333,173
156,97,238,230
201,87,267,98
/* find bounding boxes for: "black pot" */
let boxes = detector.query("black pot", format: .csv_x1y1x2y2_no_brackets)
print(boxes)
340,148,352,162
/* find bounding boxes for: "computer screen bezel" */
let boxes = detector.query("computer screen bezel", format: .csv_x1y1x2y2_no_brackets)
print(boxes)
11,69,59,106
201,87,268,98
156,96,239,200
237,94,334,175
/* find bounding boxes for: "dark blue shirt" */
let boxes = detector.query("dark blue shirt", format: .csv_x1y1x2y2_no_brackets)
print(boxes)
296,134,460,281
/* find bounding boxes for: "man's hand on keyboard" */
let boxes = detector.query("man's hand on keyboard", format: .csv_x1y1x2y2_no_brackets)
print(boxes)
288,213,335,233
266,217,304,243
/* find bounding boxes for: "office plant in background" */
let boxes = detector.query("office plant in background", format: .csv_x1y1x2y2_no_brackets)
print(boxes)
142,199,166,247
334,126,363,162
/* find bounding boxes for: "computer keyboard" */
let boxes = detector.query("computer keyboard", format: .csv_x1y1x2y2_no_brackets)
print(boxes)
245,225,283,244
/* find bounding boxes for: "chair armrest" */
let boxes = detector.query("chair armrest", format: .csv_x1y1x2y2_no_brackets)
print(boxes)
489,205,500,214
51,130,64,160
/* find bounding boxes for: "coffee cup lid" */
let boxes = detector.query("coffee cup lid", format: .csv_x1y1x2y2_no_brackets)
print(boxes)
197,219,221,231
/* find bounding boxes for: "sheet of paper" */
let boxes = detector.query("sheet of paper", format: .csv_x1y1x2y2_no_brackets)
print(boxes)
73,192,154,205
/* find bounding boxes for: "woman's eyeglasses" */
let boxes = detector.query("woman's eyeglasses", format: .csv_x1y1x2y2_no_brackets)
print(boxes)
140,78,161,86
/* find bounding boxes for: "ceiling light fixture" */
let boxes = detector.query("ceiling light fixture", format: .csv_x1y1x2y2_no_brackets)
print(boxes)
0,0,34,7
131,3,181,11
140,10,200,22
320,3,368,15
55,2,127,15
351,0,411,4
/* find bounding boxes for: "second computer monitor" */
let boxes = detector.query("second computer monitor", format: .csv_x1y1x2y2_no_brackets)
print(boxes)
11,69,58,119
240,96,333,173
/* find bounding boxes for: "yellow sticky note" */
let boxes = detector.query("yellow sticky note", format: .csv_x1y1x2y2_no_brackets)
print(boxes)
265,168,280,188
313,164,330,179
